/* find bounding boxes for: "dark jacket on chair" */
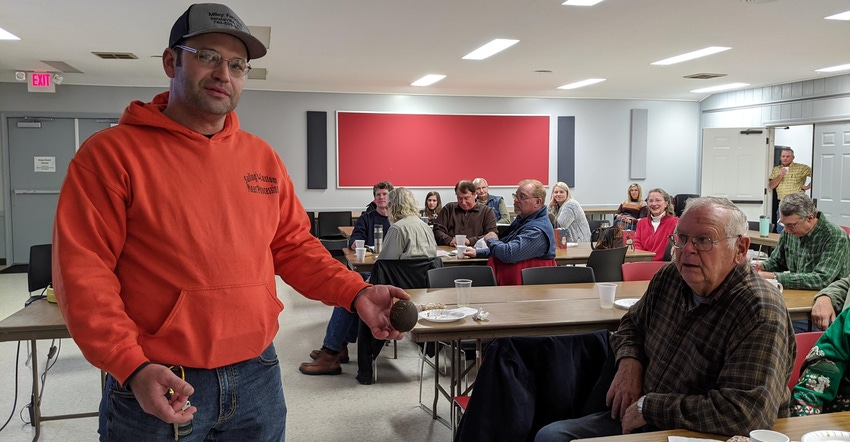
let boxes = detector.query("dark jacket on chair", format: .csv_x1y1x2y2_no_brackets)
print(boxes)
455,330,615,442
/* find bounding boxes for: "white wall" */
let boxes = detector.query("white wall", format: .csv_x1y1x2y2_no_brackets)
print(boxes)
0,84,700,214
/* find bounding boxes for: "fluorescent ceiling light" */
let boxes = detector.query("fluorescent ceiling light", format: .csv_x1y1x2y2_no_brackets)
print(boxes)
651,46,731,66
690,83,750,93
816,63,850,73
462,39,519,60
825,11,850,20
0,27,20,40
557,78,606,90
411,74,446,87
562,0,605,5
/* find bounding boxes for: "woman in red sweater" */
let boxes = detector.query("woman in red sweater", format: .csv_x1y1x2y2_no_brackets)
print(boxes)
633,188,678,261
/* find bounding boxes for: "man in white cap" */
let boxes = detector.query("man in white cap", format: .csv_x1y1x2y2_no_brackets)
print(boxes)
53,3,408,440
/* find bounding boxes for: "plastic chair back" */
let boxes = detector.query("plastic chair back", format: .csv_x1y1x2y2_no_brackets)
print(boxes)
621,261,668,281
521,266,595,285
427,266,496,288
28,244,52,293
790,331,823,391
585,247,627,282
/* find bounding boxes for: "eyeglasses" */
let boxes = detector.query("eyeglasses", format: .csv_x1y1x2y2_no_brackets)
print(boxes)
175,45,252,77
668,234,741,252
512,193,539,201
782,215,812,230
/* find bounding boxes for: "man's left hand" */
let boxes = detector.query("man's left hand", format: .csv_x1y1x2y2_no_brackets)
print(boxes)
621,402,646,434
353,285,411,340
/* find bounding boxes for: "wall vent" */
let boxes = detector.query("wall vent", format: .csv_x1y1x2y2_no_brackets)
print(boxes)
92,52,139,60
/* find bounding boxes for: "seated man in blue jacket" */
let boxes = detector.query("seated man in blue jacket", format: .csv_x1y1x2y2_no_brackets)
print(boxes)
465,179,555,285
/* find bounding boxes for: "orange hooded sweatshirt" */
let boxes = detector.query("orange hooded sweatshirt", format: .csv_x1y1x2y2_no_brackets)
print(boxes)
53,92,367,384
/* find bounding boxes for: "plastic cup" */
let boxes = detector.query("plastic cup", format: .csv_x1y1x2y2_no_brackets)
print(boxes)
455,279,472,307
455,234,467,246
355,247,366,261
354,239,365,249
597,283,616,309
456,245,467,259
749,430,789,442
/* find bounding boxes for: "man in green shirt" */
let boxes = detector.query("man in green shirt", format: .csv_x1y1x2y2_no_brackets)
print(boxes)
755,193,850,332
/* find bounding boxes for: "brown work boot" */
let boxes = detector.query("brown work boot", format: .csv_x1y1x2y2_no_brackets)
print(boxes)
299,349,343,375
309,344,349,363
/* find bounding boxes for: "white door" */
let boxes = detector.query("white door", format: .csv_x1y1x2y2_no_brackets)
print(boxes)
812,121,850,227
701,128,771,221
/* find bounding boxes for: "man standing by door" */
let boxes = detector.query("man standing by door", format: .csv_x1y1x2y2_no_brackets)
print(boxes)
768,147,812,233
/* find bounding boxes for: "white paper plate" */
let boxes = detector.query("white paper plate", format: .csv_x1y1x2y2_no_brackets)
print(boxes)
801,430,850,442
419,309,467,323
567,242,578,247
614,298,640,310
454,307,478,316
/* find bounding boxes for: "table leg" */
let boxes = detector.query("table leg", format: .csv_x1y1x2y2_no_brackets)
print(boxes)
30,339,41,442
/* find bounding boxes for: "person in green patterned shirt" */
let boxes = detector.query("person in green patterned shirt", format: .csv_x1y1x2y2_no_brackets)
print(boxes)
755,193,850,291
790,307,850,416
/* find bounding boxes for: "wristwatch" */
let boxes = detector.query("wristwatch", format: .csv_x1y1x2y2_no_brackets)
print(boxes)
636,395,646,414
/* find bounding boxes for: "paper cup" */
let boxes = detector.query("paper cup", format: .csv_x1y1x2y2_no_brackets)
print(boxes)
749,430,789,442
355,247,366,260
456,245,467,258
455,279,472,307
597,283,616,309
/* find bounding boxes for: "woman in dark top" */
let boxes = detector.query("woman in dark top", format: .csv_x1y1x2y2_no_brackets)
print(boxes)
420,191,442,225
614,183,647,229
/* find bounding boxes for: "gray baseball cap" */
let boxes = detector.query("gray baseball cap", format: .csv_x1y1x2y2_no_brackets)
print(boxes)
169,3,267,60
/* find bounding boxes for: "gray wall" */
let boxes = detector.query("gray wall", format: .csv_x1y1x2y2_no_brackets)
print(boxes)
0,82,702,258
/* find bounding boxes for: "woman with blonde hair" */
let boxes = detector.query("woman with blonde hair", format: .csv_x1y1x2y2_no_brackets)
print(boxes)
614,183,648,229
548,182,591,242
381,187,437,259
420,191,442,225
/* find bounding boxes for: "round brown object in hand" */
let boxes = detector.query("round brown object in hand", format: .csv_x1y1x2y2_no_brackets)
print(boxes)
389,299,419,332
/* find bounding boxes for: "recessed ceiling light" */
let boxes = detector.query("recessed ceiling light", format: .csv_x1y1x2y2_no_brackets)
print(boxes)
557,78,606,90
825,10,850,20
690,83,750,93
562,0,605,5
411,74,446,87
816,63,850,73
462,39,519,60
0,26,20,40
651,47,731,66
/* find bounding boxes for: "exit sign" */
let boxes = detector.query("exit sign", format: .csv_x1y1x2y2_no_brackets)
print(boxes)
28,72,55,93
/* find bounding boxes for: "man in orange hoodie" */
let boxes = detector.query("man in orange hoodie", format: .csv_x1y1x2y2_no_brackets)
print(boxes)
52,4,408,440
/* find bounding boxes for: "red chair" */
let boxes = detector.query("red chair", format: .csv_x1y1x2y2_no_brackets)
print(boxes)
789,331,823,391
452,395,470,434
621,261,668,281
841,225,850,236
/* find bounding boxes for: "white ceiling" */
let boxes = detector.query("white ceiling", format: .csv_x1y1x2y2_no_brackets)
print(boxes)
1,0,848,101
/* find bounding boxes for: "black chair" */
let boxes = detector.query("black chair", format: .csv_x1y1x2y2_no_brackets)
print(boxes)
747,220,775,234
587,220,607,243
305,210,317,237
585,247,627,282
673,194,699,217
26,244,52,306
427,266,497,288
521,266,596,285
317,211,352,251
357,257,443,384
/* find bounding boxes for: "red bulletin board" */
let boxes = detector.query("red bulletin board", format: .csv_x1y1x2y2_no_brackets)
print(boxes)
336,112,550,187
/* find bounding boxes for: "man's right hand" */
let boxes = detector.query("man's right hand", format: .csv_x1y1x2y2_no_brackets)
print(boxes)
812,296,837,331
127,364,196,424
605,357,644,420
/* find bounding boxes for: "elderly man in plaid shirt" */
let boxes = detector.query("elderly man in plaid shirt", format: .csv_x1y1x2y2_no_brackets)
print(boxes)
535,197,795,441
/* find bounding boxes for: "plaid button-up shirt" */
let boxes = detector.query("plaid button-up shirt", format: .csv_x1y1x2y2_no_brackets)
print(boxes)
611,263,795,435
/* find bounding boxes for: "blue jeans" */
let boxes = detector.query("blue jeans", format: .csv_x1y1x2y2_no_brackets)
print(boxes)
99,344,286,441
534,410,623,442
776,207,784,234
322,306,359,351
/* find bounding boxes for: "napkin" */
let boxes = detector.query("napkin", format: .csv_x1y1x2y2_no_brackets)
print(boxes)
474,238,487,249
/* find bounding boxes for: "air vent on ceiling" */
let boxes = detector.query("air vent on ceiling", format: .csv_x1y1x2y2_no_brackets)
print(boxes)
683,73,727,80
92,52,139,60
247,68,267,80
